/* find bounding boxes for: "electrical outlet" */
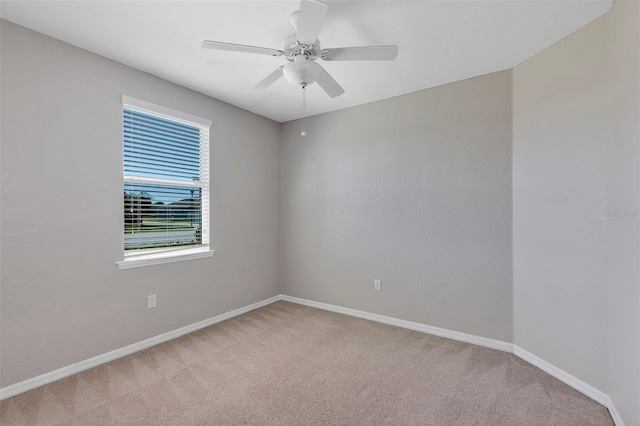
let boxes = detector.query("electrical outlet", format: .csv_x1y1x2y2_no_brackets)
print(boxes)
148,294,157,309
374,280,382,291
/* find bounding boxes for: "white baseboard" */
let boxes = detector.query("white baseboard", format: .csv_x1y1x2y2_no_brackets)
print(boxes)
512,345,624,426
606,401,625,426
280,295,624,426
280,295,514,352
0,295,281,401
0,293,624,426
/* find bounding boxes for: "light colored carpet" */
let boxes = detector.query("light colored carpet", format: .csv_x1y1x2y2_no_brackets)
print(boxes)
1,301,613,425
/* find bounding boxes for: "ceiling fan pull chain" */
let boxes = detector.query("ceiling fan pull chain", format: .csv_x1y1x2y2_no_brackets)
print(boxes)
301,86,307,136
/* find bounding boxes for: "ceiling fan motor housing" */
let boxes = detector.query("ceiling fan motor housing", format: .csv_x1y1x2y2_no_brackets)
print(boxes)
281,34,321,61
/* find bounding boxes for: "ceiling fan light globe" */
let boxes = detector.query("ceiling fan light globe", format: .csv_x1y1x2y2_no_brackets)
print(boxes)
283,58,322,87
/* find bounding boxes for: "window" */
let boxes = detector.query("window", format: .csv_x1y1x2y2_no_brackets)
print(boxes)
118,96,213,269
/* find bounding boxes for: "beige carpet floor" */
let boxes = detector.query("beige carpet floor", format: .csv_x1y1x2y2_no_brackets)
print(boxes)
1,301,613,425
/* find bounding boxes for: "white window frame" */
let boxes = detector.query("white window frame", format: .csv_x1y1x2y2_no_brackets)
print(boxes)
117,95,213,270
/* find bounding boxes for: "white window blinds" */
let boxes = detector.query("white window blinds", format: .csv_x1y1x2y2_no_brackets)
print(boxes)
122,97,210,254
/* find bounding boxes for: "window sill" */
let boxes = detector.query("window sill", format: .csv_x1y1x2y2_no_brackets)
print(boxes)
117,247,214,270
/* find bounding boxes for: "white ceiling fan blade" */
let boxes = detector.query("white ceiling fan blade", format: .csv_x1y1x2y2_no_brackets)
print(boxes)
296,0,328,45
202,41,284,57
316,65,345,98
321,45,398,61
248,66,285,93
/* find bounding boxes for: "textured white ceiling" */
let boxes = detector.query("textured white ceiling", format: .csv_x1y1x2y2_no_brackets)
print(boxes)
1,0,611,123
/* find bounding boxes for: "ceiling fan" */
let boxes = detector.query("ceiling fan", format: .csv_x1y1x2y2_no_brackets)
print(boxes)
201,0,398,98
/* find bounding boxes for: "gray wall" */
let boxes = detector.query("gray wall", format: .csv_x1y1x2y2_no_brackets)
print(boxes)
280,71,513,342
513,1,639,423
605,2,640,424
512,6,609,391
0,21,281,387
